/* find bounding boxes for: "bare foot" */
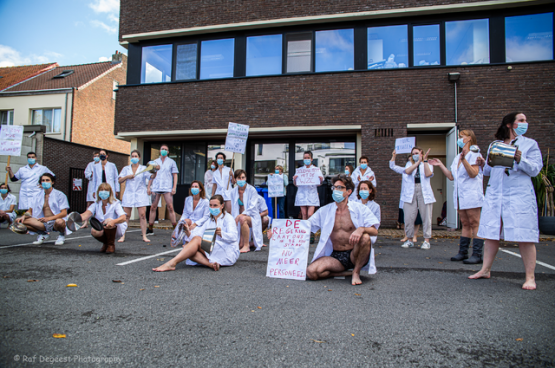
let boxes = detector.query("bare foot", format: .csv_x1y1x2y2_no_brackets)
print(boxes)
412,237,418,242
143,236,151,243
522,279,536,290
211,262,221,271
118,236,125,243
240,246,250,253
468,270,490,279
400,237,408,242
152,263,176,272
352,272,362,286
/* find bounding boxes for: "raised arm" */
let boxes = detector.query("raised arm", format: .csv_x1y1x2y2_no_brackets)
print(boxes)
428,159,454,180
422,149,433,178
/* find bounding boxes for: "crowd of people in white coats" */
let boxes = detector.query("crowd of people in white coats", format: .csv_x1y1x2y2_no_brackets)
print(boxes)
1,113,543,289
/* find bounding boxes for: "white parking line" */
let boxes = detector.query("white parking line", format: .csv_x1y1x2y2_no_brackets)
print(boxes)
500,249,555,271
1,230,141,249
116,249,181,266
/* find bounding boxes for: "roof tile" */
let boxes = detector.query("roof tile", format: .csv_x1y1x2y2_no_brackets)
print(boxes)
0,63,58,91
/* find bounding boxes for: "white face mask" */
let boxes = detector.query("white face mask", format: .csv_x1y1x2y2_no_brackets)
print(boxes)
412,154,420,162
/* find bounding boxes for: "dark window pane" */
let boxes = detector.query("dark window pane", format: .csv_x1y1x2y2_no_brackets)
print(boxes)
446,19,489,65
413,25,441,66
183,143,206,184
367,25,408,69
176,43,198,80
246,34,282,76
505,13,553,62
286,32,312,73
315,29,354,72
141,45,173,83
200,39,235,79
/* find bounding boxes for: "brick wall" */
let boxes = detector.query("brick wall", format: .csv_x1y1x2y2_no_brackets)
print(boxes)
72,56,130,154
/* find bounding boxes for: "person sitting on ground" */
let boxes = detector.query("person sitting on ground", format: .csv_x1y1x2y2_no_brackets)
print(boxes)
171,181,210,247
0,183,17,227
15,173,69,245
153,195,239,272
269,174,379,285
78,183,127,254
257,195,270,232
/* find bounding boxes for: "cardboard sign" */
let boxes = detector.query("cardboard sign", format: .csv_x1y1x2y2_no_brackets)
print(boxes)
0,125,24,156
73,178,82,191
266,219,310,280
224,122,249,154
268,174,284,198
395,137,416,155
295,166,322,186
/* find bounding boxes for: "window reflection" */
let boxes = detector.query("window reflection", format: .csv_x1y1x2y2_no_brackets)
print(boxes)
413,25,441,66
286,32,312,73
176,43,197,80
200,39,235,79
247,35,283,76
253,143,289,186
141,45,172,83
315,29,354,72
367,25,408,69
505,13,553,62
295,142,355,177
183,142,206,184
446,19,490,65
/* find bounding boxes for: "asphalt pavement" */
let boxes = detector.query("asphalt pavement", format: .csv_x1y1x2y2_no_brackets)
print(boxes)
1,228,554,367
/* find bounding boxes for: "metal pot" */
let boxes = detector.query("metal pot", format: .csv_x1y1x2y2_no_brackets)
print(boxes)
200,228,217,254
487,142,517,168
9,222,28,235
66,212,84,232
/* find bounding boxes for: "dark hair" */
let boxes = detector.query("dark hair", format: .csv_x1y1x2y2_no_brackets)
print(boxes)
332,174,355,193
357,180,376,201
346,165,354,175
39,173,55,184
216,152,226,160
93,151,99,156
160,144,169,150
99,149,108,155
209,195,226,218
495,112,523,141
27,151,36,158
189,180,205,198
130,149,141,158
303,151,313,159
359,156,369,163
234,169,247,180
0,182,11,192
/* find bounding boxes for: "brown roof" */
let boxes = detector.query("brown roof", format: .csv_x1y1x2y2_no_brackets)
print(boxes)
0,63,58,91
3,61,121,92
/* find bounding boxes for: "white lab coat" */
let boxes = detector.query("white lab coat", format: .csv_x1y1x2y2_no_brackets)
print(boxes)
29,188,71,235
294,165,322,206
87,200,128,238
84,161,99,201
309,201,379,274
0,193,17,222
204,169,214,200
350,166,377,201
257,195,268,213
229,184,263,251
150,157,178,193
450,152,484,210
212,166,233,201
477,136,542,242
119,165,151,208
186,212,240,266
354,199,381,223
389,161,436,205
13,164,54,210
179,196,210,243
92,162,120,195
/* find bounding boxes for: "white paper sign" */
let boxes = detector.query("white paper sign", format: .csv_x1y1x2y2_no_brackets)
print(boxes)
268,174,284,198
73,178,83,191
224,122,249,154
266,219,310,280
295,166,322,186
395,137,416,155
0,125,24,156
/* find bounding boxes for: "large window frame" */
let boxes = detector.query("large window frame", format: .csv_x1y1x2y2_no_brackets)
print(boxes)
1,110,14,125
31,108,62,134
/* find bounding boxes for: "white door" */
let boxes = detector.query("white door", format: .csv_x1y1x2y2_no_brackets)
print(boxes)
446,126,458,228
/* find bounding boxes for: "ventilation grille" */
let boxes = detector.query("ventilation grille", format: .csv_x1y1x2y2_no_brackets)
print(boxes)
374,128,394,137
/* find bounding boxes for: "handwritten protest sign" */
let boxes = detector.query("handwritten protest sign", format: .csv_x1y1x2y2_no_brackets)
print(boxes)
267,219,310,280
224,122,249,154
0,125,24,156
395,137,416,155
295,166,322,186
268,174,284,197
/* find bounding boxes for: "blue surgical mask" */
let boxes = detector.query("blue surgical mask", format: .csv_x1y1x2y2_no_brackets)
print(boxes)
98,191,110,200
332,190,346,203
28,158,36,165
237,180,246,187
359,190,370,199
191,188,200,196
217,159,224,166
360,163,368,170
514,122,528,136
275,170,280,174
131,158,139,164
303,159,311,166
457,138,465,148
412,154,420,162
209,207,221,216
0,189,7,195
93,157,100,162
41,182,51,190
345,170,350,175
160,149,168,157
211,165,216,170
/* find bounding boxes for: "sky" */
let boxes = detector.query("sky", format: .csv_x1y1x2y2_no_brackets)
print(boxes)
0,0,127,68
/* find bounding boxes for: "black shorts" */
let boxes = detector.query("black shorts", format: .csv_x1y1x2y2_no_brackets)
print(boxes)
330,249,355,270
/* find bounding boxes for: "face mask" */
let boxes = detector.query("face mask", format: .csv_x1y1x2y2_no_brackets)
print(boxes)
275,170,280,174
211,165,216,170
0,189,7,195
457,138,466,148
41,182,51,190
345,170,350,175
160,149,168,157
100,155,107,161
93,157,100,162
191,188,200,196
332,190,346,203
98,191,110,200
28,158,36,165
217,159,224,166
359,190,370,200
237,180,246,187
514,122,528,136
209,207,221,216
412,154,420,162
360,163,368,170
303,159,311,166
131,158,139,165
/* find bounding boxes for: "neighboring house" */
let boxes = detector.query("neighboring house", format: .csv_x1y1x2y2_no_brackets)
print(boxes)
0,52,129,154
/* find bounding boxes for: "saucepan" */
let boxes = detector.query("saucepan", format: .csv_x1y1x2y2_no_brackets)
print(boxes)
200,228,217,254
9,222,27,235
66,211,84,232
487,141,517,168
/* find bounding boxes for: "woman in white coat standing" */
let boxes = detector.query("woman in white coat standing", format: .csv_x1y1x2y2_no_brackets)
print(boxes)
92,149,120,200
390,147,436,249
429,129,484,263
211,152,234,213
84,151,99,209
293,150,324,220
350,156,377,201
204,160,216,200
469,112,543,290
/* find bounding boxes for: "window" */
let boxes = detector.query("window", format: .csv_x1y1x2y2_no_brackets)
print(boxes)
257,144,263,156
286,32,312,73
246,34,282,76
446,19,490,65
368,25,408,69
505,13,553,62
1,110,14,125
413,24,441,66
53,70,74,79
315,29,354,72
200,38,235,79
141,45,172,83
176,43,198,80
183,143,205,184
32,108,61,133
112,81,118,100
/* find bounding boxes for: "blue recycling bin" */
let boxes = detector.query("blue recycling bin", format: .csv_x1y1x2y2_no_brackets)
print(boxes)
256,187,276,219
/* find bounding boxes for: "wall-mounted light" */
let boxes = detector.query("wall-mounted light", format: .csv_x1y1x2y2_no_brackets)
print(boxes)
448,72,460,82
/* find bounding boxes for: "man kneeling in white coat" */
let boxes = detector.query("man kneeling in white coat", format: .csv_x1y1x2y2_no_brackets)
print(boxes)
270,174,379,285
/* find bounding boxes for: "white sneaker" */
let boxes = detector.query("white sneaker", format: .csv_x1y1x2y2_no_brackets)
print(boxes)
401,240,414,248
33,234,50,245
421,241,431,250
55,235,65,245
